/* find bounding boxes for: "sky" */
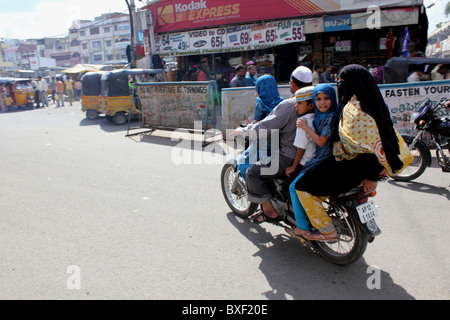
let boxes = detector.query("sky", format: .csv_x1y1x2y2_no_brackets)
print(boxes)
0,0,146,40
0,0,448,40
423,0,449,33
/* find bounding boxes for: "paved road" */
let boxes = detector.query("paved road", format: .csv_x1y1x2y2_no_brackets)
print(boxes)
0,101,448,300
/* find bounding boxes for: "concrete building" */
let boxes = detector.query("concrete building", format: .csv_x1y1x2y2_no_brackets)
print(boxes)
69,13,132,66
426,21,450,58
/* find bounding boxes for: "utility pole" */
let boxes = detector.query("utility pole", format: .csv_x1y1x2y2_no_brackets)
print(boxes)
125,0,137,68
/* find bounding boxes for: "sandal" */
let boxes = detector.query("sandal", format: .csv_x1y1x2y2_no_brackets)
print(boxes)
302,230,338,242
285,227,308,243
252,211,281,224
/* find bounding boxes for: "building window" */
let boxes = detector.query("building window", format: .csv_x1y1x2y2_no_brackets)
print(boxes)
104,27,110,33
107,55,113,61
106,40,112,47
80,30,86,37
93,54,102,62
92,41,102,52
90,27,100,35
82,43,88,50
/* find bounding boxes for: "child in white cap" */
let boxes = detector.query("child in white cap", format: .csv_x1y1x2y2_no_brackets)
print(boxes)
285,86,316,178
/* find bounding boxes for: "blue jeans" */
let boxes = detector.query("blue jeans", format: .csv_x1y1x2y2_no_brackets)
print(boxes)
237,139,271,181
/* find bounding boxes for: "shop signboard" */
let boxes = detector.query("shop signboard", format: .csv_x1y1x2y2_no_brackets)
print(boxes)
335,40,352,52
145,0,423,33
324,14,352,32
251,22,279,46
276,19,305,43
188,27,227,52
144,0,422,34
154,32,191,54
154,18,306,56
226,25,253,48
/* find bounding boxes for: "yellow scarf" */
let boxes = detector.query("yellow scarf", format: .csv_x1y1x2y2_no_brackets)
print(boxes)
333,96,413,176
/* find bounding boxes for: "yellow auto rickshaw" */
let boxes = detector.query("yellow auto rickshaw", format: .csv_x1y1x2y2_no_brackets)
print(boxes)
81,71,106,120
99,69,164,125
0,78,34,110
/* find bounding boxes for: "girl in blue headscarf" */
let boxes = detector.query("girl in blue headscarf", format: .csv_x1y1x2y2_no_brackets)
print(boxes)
237,75,283,179
286,83,339,241
298,83,339,171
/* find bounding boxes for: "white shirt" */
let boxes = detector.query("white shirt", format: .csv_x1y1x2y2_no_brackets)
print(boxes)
39,79,48,91
293,113,316,166
407,72,420,83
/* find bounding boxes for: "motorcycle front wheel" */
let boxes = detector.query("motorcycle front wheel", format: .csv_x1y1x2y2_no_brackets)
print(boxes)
311,207,368,266
221,164,258,218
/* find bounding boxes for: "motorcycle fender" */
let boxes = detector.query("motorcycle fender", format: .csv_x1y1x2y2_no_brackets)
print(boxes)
401,134,432,167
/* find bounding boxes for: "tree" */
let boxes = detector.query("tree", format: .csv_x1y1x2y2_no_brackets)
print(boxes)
446,1,450,16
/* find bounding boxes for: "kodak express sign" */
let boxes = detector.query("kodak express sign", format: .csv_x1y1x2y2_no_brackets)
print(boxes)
143,0,421,34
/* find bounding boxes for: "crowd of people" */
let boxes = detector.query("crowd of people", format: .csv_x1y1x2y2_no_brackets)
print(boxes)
30,76,81,109
232,63,412,241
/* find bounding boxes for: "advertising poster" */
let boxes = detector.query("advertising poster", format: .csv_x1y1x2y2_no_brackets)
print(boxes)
154,32,191,54
226,25,252,48
276,19,305,43
188,27,227,52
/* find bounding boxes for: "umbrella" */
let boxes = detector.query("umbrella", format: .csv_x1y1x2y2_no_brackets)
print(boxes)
61,64,106,74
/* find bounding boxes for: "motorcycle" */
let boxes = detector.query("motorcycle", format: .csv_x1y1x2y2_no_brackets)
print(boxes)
392,97,450,182
221,136,382,266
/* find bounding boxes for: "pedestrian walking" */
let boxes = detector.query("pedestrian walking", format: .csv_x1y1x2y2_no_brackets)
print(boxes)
39,77,49,107
55,79,64,107
31,78,40,108
0,83,7,113
65,77,74,106
49,77,56,104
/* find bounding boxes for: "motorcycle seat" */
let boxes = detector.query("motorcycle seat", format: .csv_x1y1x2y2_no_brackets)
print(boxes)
335,187,364,198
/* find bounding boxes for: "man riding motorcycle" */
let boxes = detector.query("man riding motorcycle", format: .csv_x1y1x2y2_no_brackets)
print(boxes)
233,66,313,223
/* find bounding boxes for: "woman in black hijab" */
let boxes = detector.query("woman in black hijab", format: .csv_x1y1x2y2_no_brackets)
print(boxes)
336,64,403,173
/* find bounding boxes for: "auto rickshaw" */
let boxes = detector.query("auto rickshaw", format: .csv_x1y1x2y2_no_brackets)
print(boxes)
0,77,34,110
384,57,450,83
81,71,106,120
99,69,164,125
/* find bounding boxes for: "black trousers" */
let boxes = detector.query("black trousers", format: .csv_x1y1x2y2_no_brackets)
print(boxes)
246,153,294,203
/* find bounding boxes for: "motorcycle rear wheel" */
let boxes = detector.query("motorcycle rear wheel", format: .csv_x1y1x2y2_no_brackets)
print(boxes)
311,207,368,266
392,139,429,182
221,164,258,218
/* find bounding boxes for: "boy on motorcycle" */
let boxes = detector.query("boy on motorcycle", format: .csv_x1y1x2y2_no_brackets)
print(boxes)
233,66,313,223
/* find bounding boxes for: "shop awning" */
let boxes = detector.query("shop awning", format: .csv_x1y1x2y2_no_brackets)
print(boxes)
61,64,107,74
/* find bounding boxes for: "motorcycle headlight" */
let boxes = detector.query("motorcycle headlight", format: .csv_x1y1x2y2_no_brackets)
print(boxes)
410,112,419,123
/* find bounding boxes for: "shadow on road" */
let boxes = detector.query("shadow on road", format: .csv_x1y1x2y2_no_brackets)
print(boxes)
388,180,450,200
226,212,415,300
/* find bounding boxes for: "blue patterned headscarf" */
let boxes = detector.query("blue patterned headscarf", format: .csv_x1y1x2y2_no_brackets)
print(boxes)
254,75,283,121
312,83,338,130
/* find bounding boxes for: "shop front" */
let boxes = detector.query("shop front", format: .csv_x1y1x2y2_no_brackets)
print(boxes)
142,0,427,82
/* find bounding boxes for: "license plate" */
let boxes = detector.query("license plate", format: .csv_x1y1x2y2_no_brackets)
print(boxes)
356,201,378,224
